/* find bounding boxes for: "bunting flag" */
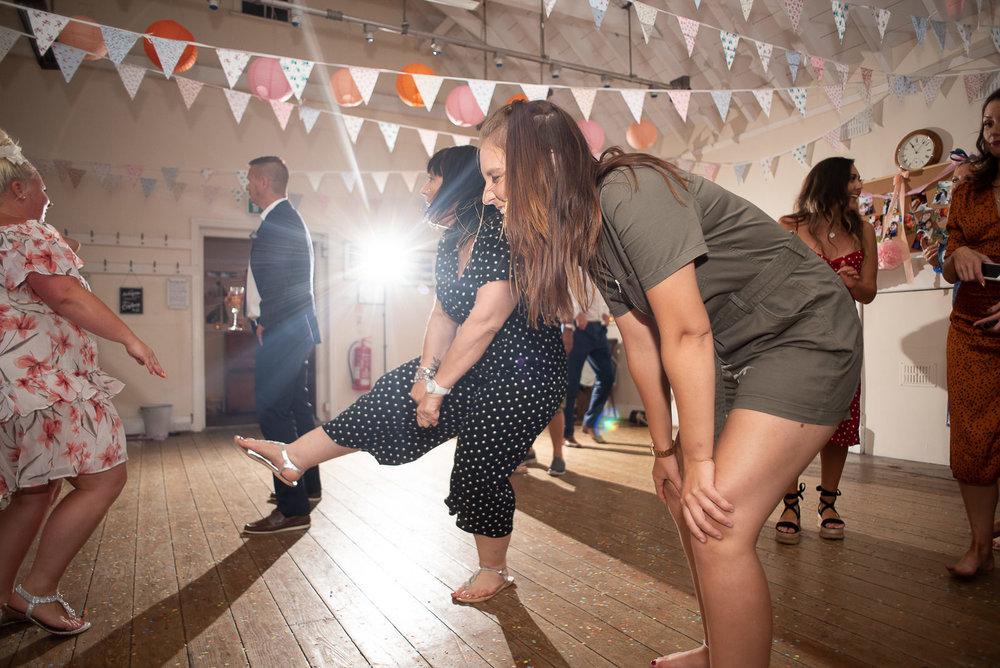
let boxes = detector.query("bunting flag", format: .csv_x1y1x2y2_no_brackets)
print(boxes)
667,90,691,122
341,171,358,193
216,48,251,87
100,26,137,65
0,26,18,64
740,0,753,21
861,67,872,99
823,127,842,150
305,172,323,191
342,115,364,143
300,106,321,133
235,169,249,189
270,99,294,130
823,84,843,111
27,10,69,55
279,58,313,99
53,160,72,181
677,17,699,57
993,27,1000,55
176,76,204,109
693,0,702,8
703,163,720,181
965,73,990,102
786,51,800,82
634,2,657,44
520,83,548,101
811,56,825,81
571,87,597,120
223,88,252,123
835,62,849,87
589,0,609,28
231,187,244,204
91,163,110,184
201,168,215,181
51,43,86,83
378,122,400,152
792,145,808,167
453,134,473,146
621,89,646,123
412,73,443,111
752,88,773,117
759,157,775,181
170,182,186,200
734,162,750,184
370,171,389,194
147,36,188,79
126,164,142,186
104,173,122,194
784,0,803,33
161,167,178,188
202,185,218,203
544,0,557,18
755,40,772,71
911,16,927,46
922,76,944,105
349,67,379,104
116,62,146,100
140,177,156,197
929,20,947,51
468,79,497,116
720,31,739,69
417,128,438,157
957,24,972,56
32,159,53,179
401,171,420,192
710,90,732,121
789,87,808,116
888,74,910,101
67,167,86,188
873,8,890,41
832,1,848,43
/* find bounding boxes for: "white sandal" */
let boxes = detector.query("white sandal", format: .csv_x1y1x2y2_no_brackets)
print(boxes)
237,436,301,487
452,566,514,604
12,584,90,636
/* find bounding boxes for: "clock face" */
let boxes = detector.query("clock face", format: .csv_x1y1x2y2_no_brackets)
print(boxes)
897,134,936,169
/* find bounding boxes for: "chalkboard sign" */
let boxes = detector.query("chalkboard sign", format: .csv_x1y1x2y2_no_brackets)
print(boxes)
119,287,143,314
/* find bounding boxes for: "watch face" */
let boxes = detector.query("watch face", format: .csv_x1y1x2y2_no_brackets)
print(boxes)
897,134,935,169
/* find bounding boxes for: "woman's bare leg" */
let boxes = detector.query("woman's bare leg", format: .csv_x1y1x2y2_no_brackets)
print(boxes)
947,480,998,577
235,427,357,483
0,482,61,608
452,533,512,600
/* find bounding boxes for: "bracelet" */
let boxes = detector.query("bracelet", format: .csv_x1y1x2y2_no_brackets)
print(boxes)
413,366,436,383
649,443,677,458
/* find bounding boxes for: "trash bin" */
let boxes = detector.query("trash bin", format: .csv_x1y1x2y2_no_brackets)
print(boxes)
140,404,172,441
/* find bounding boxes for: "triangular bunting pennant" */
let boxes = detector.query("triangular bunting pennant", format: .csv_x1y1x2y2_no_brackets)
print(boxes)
824,127,842,150
223,88,252,123
67,167,86,189
235,169,249,189
923,75,944,106
148,36,188,79
589,0,609,28
370,171,389,194
349,67,379,105
269,99,294,130
911,16,927,46
412,73,443,111
721,31,739,69
202,185,218,203
677,17,699,57
171,182,186,200
755,41,772,72
300,106,321,133
216,48,251,87
786,51,800,82
100,26,138,65
116,62,146,100
468,79,497,116
418,128,438,157
341,171,358,193
161,167,178,188
835,62,849,86
888,74,909,101
401,171,420,192
201,168,215,181
873,8,890,40
734,162,750,184
279,58,314,99
33,160,53,179
343,115,364,144
91,163,110,184
861,67,872,99
26,10,69,55
140,177,157,197
759,157,775,181
823,84,844,111
176,76,204,109
51,43,86,83
752,89,773,117
703,163,720,182
784,0,803,32
453,135,473,146
104,173,122,194
741,0,753,21
231,187,244,204
992,28,1000,55
710,90,732,121
792,145,808,167
520,84,548,101
634,1,657,43
929,20,947,51
0,26,20,64
694,0,702,8
378,122,400,152
53,160,71,182
126,164,142,187
832,1,848,43
957,24,972,57
571,87,597,120
789,87,808,116
544,0,558,18
305,172,324,192
667,90,691,122
620,89,646,123
965,73,990,103
811,56,825,81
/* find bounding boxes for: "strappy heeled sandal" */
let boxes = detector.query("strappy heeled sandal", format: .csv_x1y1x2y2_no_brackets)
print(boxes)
817,485,845,540
12,584,90,636
452,566,515,604
775,483,806,545
237,436,301,487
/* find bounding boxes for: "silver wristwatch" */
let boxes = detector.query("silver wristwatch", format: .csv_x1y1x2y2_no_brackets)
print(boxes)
425,379,452,395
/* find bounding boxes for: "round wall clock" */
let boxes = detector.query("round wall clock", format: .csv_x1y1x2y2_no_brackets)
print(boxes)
894,128,943,170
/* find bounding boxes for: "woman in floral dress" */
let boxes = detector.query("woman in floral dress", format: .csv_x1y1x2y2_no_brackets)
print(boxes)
0,129,164,635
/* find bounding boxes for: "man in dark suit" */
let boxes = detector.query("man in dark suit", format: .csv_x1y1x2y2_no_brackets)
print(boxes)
242,156,322,534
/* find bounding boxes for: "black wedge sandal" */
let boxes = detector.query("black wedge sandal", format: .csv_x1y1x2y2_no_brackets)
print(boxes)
775,482,806,545
816,485,845,540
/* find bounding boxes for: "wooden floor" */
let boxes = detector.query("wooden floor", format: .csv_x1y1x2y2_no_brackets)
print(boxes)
2,424,998,667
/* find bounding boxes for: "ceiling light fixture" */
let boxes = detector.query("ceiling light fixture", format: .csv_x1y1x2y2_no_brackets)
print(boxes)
431,39,442,55
494,53,503,68
363,24,375,42
550,63,561,79
601,74,613,88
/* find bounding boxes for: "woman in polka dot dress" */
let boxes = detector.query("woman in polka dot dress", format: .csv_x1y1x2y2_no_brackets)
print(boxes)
237,146,565,602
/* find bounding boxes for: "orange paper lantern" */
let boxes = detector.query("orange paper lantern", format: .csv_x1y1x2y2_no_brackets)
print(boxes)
329,68,362,107
142,20,197,74
506,93,528,105
626,120,658,150
58,16,107,61
396,63,434,107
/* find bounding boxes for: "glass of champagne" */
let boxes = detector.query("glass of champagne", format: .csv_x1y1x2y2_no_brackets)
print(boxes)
226,286,245,330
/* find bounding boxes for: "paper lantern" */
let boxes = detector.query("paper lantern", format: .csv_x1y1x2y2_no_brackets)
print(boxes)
506,93,528,105
396,63,434,107
58,16,106,61
247,57,292,102
446,85,485,127
576,119,605,157
329,68,362,107
626,120,658,150
142,20,197,74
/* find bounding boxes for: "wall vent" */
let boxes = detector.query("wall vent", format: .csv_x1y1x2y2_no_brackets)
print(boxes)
900,362,935,387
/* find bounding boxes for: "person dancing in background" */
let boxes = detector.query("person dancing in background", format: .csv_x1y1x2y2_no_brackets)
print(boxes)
0,129,165,635
236,145,565,602
941,89,1000,578
773,157,876,544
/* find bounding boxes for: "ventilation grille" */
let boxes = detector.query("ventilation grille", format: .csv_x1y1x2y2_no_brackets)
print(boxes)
900,363,935,387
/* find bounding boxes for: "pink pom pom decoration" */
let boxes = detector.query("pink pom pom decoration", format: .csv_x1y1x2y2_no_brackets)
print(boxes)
576,119,605,157
876,239,904,270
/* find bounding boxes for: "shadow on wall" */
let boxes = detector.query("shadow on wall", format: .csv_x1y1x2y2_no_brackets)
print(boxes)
900,315,950,390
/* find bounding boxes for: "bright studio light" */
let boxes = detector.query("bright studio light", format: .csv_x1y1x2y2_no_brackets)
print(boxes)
355,236,412,285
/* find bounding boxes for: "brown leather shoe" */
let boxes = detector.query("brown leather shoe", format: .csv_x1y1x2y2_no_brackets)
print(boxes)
267,493,321,508
243,509,310,534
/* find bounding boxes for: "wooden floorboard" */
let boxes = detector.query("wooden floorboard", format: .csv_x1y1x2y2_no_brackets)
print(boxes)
1,424,997,667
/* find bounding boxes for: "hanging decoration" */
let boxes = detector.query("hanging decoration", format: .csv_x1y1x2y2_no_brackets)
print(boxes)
217,48,250,88
620,89,646,123
721,31,739,69
396,63,434,107
626,120,658,150
51,43,86,83
784,0,804,33
100,26,137,65
912,16,927,46
576,120,605,157
300,106,321,133
26,9,69,54
831,2,848,43
58,16,106,60
142,20,197,76
349,66,379,105
412,72,444,111
667,90,691,122
329,68,362,106
588,0,609,28
752,89,773,117
279,58,314,100
247,57,292,101
571,87,597,121
176,76,204,109
445,85,485,127
520,84,548,101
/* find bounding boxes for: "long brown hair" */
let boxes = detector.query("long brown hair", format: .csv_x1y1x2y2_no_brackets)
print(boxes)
967,88,1000,192
784,157,864,248
480,100,688,325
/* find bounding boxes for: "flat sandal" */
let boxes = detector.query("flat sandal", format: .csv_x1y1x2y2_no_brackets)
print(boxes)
452,566,514,604
12,584,90,636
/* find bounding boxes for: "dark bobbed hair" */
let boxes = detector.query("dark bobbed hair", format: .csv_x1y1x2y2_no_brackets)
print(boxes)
424,145,488,237
784,157,864,247
248,155,289,193
966,88,1000,191
479,99,687,325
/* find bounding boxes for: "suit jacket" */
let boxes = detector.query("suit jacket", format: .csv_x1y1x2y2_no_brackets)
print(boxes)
249,199,321,345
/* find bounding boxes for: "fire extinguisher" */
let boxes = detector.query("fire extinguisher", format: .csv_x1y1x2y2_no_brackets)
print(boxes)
348,338,372,391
